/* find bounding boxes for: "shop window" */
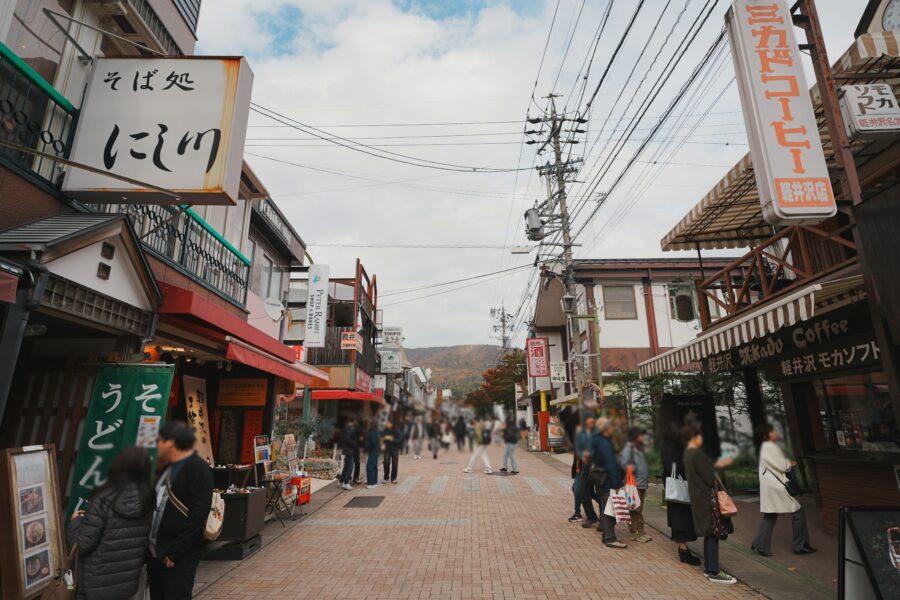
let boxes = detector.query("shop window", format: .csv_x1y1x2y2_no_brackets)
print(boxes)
602,285,637,320
668,286,696,322
4,0,75,85
814,372,899,453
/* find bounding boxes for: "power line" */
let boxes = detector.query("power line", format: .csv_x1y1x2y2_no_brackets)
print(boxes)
379,267,532,307
380,264,533,297
308,243,528,250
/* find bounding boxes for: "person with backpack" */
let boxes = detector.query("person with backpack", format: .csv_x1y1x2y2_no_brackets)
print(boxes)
619,426,651,543
67,446,155,600
499,420,520,474
147,421,213,600
463,418,493,474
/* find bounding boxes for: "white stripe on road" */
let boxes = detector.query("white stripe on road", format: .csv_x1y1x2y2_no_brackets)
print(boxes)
393,476,419,495
494,476,514,496
464,475,479,493
525,477,551,497
428,475,448,495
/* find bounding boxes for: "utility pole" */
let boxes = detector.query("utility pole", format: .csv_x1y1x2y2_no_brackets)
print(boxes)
490,305,514,355
527,94,589,407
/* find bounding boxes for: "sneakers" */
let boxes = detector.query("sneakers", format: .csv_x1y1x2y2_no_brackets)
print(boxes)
366,484,378,489
705,571,737,584
391,480,398,484
604,541,628,549
630,534,652,543
510,470,519,475
354,479,362,485
499,467,508,472
340,483,349,490
568,514,583,523
463,468,472,473
484,468,493,474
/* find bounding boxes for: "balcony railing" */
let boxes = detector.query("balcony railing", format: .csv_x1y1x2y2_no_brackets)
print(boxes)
305,326,376,376
91,203,250,305
0,42,77,188
696,223,857,328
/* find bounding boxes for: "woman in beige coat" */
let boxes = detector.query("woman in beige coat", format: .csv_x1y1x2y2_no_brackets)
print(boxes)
750,424,816,556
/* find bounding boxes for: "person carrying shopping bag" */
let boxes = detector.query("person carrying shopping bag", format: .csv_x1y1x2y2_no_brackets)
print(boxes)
619,426,650,543
751,424,816,557
591,417,627,549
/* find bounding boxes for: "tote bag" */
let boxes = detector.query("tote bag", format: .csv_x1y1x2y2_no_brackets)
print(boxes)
664,463,690,505
624,465,642,510
603,489,631,524
715,475,738,518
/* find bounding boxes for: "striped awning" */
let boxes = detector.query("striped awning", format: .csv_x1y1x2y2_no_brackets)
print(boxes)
638,276,865,378
661,32,900,252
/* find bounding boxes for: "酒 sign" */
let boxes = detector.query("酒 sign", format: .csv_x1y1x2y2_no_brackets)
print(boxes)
526,337,550,378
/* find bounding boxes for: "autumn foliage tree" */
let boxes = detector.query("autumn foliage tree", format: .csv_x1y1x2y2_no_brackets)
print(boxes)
464,348,526,417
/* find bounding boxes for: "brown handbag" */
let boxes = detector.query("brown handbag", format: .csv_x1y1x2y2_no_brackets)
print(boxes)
43,544,78,600
715,475,738,518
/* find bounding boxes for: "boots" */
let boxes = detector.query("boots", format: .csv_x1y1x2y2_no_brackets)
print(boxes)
678,547,701,566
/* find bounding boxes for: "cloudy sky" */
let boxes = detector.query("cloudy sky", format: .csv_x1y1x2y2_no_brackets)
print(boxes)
195,0,865,348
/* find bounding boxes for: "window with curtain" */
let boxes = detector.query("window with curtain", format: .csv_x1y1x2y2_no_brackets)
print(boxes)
602,285,637,320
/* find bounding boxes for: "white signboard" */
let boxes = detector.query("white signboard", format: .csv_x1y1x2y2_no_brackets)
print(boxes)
840,84,900,137
550,362,567,384
727,1,836,224
382,327,403,348
63,57,253,205
304,265,329,348
340,331,363,352
380,350,402,374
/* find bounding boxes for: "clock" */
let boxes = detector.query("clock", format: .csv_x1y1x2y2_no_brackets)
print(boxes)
857,0,900,36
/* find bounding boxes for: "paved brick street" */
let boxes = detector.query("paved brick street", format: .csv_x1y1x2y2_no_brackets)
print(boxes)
199,446,763,600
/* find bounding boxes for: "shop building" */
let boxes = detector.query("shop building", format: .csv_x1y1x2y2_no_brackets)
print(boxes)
638,28,900,533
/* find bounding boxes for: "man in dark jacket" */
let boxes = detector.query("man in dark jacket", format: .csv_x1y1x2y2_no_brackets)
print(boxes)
591,417,627,549
148,421,213,600
382,420,402,483
454,416,467,451
339,418,358,490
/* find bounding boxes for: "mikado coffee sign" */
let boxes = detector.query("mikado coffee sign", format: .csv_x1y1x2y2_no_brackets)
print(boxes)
727,1,836,225
63,57,253,205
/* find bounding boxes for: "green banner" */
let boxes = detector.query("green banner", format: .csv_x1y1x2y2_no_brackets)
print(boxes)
67,364,174,518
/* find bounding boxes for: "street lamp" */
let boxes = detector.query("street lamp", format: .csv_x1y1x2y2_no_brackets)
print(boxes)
560,292,575,314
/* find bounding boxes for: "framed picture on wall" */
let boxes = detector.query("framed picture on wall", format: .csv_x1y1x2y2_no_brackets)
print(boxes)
0,445,67,599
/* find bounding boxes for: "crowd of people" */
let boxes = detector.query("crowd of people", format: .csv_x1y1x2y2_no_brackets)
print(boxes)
567,410,816,586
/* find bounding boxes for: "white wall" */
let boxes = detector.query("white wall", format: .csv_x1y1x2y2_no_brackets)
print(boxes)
652,283,702,348
594,282,650,348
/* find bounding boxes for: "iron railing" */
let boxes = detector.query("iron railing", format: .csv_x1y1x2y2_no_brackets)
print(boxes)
305,326,377,376
91,203,250,305
0,42,77,187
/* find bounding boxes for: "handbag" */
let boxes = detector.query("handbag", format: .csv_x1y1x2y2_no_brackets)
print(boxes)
664,463,690,504
603,489,631,523
765,468,802,497
710,489,729,541
715,475,738,518
587,464,607,487
44,544,78,599
168,485,225,541
624,465,642,510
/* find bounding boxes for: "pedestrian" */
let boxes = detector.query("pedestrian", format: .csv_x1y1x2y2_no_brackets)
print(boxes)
427,418,441,460
401,415,413,455
67,446,154,600
382,420,401,484
619,426,651,543
463,418,493,474
454,415,467,451
591,417,627,549
500,419,520,474
364,420,381,489
411,416,426,459
661,423,701,565
683,422,737,585
339,418,358,490
518,417,529,444
577,413,600,527
147,421,214,600
441,421,453,450
353,420,364,484
751,424,816,557
466,419,475,451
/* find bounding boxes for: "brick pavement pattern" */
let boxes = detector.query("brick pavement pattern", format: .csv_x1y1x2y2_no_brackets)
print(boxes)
199,445,763,600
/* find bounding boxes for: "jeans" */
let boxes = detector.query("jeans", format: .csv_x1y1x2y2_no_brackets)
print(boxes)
752,508,810,553
340,453,355,484
704,535,720,575
628,488,647,536
467,435,474,451
431,438,439,459
466,444,492,470
383,447,399,481
353,448,361,481
366,451,380,485
148,548,200,600
598,490,617,544
579,468,598,522
501,443,519,471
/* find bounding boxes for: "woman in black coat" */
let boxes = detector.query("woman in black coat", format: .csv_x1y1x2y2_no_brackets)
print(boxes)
661,423,701,565
67,446,155,600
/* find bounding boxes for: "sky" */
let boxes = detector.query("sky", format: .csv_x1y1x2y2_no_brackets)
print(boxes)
195,0,867,348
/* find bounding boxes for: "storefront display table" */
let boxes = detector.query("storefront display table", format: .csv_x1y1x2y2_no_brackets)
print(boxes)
263,472,294,526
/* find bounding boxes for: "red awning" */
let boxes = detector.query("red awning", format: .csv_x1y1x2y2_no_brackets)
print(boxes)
311,390,385,405
0,269,17,304
159,283,295,363
226,341,324,385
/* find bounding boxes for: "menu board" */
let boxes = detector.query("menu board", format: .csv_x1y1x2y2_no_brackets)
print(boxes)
183,376,214,465
841,507,900,600
0,446,66,600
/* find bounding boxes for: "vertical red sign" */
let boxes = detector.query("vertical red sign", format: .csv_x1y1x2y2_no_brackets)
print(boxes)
526,337,550,378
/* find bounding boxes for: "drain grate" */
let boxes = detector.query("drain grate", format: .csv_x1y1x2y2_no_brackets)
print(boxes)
344,496,385,508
